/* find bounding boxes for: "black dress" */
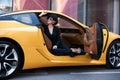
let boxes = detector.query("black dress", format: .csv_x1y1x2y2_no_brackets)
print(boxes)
43,25,75,57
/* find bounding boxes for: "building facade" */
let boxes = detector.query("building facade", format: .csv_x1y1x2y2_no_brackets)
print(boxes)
0,0,119,34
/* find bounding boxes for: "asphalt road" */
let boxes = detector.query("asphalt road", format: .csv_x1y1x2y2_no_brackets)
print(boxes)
9,65,120,80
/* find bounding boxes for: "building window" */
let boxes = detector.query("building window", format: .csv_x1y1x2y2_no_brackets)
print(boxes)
13,0,50,11
51,0,79,20
113,0,119,34
51,0,117,32
86,0,114,31
0,0,13,11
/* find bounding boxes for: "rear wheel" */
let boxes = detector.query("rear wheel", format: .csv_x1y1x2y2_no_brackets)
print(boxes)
106,40,120,68
0,41,22,79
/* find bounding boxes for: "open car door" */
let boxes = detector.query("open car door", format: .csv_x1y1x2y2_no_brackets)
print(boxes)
86,22,107,60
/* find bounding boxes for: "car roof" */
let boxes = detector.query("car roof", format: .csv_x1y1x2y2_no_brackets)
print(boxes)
0,10,89,28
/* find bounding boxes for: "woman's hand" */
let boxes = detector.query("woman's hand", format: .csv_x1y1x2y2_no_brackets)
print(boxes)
39,11,47,17
53,45,58,49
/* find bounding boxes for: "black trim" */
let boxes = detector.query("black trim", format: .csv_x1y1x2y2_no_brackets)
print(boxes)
0,16,13,20
101,24,109,52
96,23,103,59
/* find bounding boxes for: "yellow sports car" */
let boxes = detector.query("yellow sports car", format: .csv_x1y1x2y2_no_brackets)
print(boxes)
0,10,120,79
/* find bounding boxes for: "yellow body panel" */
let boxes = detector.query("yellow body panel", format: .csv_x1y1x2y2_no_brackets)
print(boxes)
0,10,120,70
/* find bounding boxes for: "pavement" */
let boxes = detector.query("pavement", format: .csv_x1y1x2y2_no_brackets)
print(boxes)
9,65,120,80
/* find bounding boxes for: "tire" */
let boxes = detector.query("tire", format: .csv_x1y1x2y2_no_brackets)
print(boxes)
0,41,22,79
106,40,120,68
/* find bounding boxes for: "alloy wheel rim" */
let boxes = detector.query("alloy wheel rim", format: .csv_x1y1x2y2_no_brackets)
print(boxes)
0,44,18,77
109,43,120,67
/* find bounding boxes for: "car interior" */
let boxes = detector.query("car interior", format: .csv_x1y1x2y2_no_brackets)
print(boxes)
37,13,97,56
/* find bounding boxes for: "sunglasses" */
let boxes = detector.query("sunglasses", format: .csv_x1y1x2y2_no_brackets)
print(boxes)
48,17,54,21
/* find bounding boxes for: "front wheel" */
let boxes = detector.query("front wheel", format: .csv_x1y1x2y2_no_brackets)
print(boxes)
106,40,120,68
0,41,22,79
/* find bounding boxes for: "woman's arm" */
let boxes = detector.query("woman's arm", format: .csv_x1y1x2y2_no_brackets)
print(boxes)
56,27,62,46
39,11,48,25
52,27,61,49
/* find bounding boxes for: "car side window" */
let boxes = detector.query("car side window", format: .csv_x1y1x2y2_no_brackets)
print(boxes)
12,13,40,25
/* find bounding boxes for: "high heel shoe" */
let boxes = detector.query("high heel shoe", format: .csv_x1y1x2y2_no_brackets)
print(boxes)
76,48,81,54
71,48,81,54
